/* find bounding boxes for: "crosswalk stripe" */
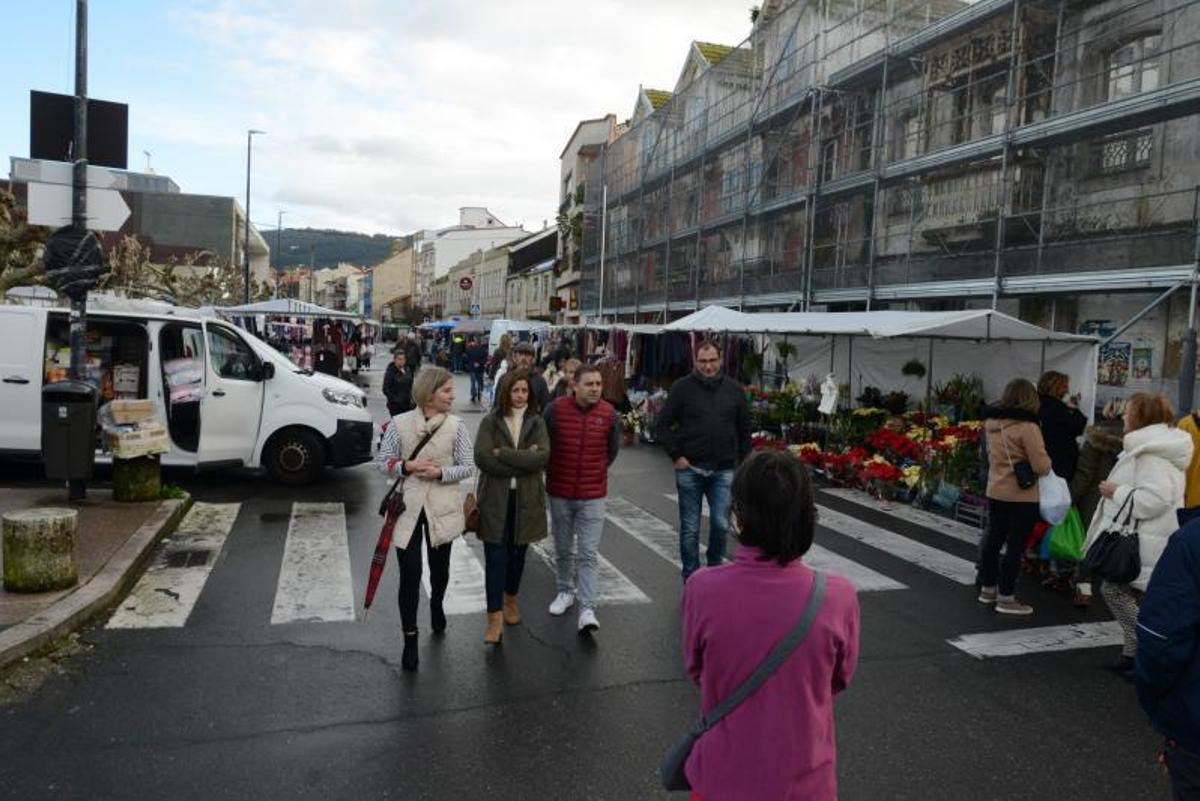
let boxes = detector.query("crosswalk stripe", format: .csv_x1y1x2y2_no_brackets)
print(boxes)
271,503,357,625
657,494,904,591
822,488,982,545
815,505,978,585
608,496,685,567
948,622,1124,658
107,502,241,629
423,537,488,615
530,536,651,606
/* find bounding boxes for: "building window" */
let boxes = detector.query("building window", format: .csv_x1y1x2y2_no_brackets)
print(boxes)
1089,129,1153,176
896,113,920,162
989,86,1007,135
1107,35,1161,101
820,138,838,183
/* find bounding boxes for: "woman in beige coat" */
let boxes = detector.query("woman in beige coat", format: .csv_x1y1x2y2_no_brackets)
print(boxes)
979,378,1053,615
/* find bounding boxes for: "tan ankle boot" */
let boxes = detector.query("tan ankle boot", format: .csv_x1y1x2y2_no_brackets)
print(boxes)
484,611,503,644
503,593,521,626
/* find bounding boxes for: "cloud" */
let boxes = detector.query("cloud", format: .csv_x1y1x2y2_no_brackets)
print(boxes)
163,0,753,239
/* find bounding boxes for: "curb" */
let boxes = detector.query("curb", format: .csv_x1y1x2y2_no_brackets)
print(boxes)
0,494,193,671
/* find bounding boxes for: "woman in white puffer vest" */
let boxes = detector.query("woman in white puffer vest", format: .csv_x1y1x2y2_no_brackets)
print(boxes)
1083,392,1193,678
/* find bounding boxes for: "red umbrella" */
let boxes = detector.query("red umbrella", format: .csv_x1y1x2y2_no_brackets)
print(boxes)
363,505,400,618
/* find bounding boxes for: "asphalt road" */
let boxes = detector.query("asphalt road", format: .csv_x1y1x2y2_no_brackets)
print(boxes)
0,373,1174,800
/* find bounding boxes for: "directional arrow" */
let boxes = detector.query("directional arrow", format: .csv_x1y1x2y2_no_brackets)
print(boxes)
26,182,131,232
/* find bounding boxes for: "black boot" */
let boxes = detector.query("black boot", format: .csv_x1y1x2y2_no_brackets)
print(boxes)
430,601,446,634
401,631,419,672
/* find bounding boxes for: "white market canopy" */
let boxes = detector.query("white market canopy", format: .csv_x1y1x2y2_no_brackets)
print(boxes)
663,306,1093,343
216,298,366,321
658,306,1100,418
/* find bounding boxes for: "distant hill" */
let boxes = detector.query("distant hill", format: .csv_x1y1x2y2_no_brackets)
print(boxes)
273,228,396,270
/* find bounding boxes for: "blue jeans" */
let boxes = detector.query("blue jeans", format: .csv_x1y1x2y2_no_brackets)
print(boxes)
549,496,606,610
469,369,484,401
483,490,528,612
675,467,733,580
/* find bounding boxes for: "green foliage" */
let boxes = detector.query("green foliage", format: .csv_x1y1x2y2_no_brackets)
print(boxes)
274,227,394,270
901,358,927,378
0,189,48,293
159,483,188,500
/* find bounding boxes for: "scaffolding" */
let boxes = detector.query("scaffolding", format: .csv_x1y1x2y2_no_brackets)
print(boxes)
579,0,1200,320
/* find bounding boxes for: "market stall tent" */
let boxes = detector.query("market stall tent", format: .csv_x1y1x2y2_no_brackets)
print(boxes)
663,306,1100,418
216,298,366,321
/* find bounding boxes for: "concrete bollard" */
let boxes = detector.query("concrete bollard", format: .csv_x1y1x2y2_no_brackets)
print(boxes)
2,508,79,593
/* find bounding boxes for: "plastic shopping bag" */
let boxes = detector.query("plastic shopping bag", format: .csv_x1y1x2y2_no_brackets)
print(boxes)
1048,507,1085,561
1038,471,1070,527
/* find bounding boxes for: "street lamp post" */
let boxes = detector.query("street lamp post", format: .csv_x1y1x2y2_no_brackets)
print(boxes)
275,209,286,299
243,129,265,303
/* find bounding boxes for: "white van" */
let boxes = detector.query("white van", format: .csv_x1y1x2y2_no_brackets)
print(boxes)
0,301,374,484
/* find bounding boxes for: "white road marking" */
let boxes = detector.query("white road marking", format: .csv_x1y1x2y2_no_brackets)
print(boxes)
948,622,1124,658
658,494,904,591
423,536,488,615
271,503,357,625
609,496,687,568
815,505,977,585
822,487,982,545
107,503,240,629
532,514,651,605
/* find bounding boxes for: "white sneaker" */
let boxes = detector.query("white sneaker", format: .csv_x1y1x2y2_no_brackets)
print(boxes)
548,591,575,616
577,608,599,633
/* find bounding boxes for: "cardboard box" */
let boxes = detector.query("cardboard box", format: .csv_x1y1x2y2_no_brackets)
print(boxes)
106,422,170,459
109,398,156,424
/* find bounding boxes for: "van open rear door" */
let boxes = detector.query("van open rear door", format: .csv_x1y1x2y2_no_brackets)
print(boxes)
0,308,44,454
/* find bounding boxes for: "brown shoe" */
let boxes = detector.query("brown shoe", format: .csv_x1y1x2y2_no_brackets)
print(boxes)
503,593,521,626
996,599,1034,616
484,611,503,645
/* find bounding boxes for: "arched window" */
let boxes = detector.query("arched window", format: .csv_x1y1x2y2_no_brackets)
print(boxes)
1107,34,1161,100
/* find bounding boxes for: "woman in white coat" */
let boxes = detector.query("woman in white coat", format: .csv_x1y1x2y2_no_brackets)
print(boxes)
375,366,475,672
1084,392,1193,677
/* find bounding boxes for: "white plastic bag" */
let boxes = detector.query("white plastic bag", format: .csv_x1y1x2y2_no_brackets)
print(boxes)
1039,471,1071,526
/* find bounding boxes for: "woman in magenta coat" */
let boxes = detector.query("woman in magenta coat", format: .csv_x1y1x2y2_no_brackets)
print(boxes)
681,450,860,800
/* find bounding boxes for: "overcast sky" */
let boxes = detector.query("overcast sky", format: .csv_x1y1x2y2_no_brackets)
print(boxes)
0,1,754,238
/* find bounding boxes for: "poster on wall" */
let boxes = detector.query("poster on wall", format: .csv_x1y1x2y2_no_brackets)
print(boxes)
1132,347,1153,380
1098,342,1132,386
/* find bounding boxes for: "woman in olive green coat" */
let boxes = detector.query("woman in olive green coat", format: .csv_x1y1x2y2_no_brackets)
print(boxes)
473,368,551,644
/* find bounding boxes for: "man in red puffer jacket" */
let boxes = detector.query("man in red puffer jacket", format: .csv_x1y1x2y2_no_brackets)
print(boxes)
543,363,620,634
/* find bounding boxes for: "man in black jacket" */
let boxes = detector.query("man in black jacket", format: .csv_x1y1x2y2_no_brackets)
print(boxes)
655,339,752,581
382,349,414,417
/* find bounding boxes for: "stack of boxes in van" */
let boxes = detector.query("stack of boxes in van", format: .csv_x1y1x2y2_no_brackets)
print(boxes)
100,400,170,459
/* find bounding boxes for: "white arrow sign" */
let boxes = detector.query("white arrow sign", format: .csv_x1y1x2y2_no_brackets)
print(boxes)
26,182,131,232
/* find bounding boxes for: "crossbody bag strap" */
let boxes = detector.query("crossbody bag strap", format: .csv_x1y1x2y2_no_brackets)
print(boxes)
694,570,828,735
383,420,447,498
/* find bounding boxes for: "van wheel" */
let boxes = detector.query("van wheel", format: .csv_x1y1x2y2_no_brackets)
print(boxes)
264,428,326,485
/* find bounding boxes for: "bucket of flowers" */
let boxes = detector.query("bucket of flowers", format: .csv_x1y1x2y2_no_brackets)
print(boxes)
619,409,644,446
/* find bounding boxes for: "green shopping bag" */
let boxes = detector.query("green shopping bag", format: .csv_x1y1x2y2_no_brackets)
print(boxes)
1048,507,1085,561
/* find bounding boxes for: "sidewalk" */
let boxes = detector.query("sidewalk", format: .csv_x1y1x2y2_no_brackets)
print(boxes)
0,487,190,670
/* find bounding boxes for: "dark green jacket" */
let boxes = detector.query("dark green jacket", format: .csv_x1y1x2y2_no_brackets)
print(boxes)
473,410,551,545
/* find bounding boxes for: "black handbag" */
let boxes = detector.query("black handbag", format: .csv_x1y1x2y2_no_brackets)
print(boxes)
1083,492,1141,583
660,571,827,792
1000,427,1037,490
377,421,445,517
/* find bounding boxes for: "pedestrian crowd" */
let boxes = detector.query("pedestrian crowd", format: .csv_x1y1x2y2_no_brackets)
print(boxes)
372,333,858,798
982,372,1200,797
373,330,1200,799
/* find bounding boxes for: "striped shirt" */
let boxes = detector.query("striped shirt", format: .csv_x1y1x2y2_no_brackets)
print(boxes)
375,416,475,484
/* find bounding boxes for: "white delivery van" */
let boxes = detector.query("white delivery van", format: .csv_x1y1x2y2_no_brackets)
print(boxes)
0,301,374,484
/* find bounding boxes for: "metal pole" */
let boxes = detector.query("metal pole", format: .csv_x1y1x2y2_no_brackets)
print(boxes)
1179,187,1200,414
598,183,608,323
243,129,263,303
274,210,285,300
68,0,89,502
